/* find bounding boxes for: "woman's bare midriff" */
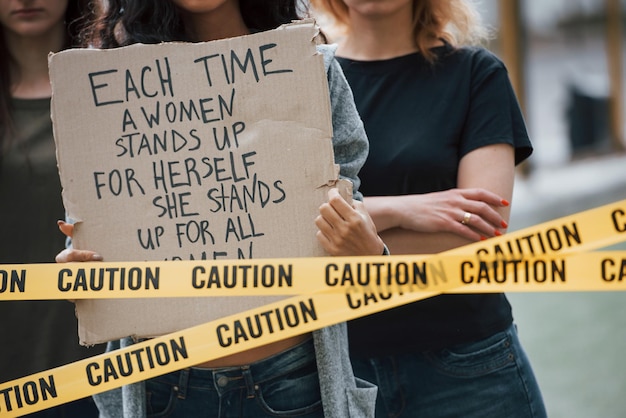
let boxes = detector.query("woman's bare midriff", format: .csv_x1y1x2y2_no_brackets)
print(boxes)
195,333,312,368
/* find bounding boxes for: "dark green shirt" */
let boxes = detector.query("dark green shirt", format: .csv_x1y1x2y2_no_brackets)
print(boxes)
0,97,103,382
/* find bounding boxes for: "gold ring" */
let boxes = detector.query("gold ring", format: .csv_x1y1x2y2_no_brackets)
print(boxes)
461,212,472,225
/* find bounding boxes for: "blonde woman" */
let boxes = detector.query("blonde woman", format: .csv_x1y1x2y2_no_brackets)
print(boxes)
311,1,547,417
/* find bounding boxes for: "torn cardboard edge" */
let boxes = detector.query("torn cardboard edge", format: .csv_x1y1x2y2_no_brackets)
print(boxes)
49,21,350,344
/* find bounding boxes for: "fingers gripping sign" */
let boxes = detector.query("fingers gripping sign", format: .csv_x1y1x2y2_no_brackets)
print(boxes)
55,221,103,263
316,188,385,256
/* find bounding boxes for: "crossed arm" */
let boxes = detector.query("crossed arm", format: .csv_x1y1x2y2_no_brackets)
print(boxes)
365,143,515,255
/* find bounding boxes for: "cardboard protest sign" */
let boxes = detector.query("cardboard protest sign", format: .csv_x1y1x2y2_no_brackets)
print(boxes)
49,21,344,344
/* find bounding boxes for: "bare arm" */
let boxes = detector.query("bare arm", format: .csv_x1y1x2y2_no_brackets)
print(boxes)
367,143,515,255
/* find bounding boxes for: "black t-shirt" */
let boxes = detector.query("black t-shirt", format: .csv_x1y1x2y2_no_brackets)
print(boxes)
337,44,532,356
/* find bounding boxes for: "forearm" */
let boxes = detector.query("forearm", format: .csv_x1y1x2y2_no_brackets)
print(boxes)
367,144,516,247
363,195,405,232
380,228,473,255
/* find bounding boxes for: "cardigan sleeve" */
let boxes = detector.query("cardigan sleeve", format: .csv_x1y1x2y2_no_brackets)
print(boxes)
317,44,369,201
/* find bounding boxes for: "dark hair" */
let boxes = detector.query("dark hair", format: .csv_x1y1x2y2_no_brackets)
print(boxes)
0,0,91,157
82,0,306,48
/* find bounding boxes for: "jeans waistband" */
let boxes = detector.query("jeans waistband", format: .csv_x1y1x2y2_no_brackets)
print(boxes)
173,337,316,397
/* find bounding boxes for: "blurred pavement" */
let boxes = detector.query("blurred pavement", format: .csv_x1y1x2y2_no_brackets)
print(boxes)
504,29,626,418
511,152,626,230
509,150,626,418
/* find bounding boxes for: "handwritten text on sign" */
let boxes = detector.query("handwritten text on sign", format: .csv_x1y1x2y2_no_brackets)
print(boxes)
49,23,339,343
51,24,336,263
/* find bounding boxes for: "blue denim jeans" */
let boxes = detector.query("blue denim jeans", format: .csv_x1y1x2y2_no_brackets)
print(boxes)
145,338,323,417
351,324,547,418
24,397,99,417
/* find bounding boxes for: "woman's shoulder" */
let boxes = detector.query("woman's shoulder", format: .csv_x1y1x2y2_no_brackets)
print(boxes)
433,45,509,86
316,43,339,73
447,45,507,72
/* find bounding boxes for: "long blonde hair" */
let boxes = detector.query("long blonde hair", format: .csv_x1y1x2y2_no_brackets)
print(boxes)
311,0,490,62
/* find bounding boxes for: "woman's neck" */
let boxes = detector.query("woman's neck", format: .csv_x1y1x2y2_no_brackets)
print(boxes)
336,6,417,60
5,22,65,99
180,2,250,42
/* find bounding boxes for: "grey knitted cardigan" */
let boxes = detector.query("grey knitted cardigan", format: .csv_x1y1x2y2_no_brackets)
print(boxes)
92,44,377,418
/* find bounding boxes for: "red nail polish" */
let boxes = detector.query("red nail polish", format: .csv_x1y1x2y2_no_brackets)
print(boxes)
480,236,487,241
494,230,502,236
501,220,508,228
501,199,510,206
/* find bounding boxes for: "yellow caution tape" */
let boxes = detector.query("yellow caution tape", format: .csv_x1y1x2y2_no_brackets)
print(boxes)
1,199,626,416
2,198,626,300
1,250,625,301
0,255,436,299
449,197,626,258
0,267,462,416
